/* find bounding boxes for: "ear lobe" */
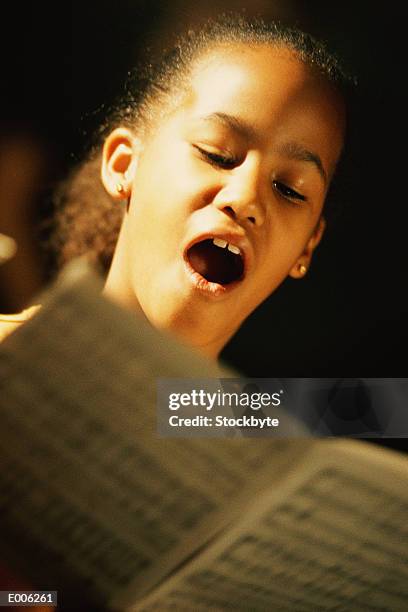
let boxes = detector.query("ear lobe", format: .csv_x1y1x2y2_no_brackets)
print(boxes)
289,217,326,279
101,127,141,199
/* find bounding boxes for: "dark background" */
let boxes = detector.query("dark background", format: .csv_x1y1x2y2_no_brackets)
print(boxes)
1,0,406,378
1,4,407,595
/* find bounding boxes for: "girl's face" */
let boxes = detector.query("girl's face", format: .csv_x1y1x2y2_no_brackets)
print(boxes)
102,45,345,357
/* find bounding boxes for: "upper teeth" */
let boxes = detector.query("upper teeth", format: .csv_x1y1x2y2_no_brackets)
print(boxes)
212,238,241,255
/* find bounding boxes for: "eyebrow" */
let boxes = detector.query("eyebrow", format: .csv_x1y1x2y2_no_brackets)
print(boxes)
199,112,257,141
276,141,328,185
198,112,328,185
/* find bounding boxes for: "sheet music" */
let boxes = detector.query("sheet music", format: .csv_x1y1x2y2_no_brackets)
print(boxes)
137,442,408,612
0,261,307,609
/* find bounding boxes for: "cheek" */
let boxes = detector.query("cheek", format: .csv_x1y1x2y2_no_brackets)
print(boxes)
127,147,209,266
134,141,208,218
250,226,311,300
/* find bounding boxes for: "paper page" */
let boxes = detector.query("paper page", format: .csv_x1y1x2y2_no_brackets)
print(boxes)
0,260,309,609
136,440,408,611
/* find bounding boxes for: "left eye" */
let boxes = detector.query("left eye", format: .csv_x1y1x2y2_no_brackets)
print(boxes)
273,180,306,202
194,146,238,169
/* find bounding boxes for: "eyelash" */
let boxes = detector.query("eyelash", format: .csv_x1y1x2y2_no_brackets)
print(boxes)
194,146,238,169
272,181,306,203
194,146,306,203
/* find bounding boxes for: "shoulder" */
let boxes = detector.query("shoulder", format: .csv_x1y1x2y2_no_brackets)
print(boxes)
0,305,40,343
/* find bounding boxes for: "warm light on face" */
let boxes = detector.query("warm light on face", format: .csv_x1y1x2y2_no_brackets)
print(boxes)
104,45,345,357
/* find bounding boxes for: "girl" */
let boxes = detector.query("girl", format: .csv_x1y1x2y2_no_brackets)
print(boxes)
0,16,352,605
2,16,350,359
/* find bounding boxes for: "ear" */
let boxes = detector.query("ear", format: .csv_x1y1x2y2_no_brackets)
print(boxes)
101,127,141,200
289,216,326,279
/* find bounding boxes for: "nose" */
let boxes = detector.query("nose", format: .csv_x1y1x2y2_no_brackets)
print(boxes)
212,161,266,227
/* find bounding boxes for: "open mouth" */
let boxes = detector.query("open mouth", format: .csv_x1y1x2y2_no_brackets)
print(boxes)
186,238,245,286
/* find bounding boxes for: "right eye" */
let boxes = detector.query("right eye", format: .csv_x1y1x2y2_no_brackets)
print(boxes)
193,145,238,169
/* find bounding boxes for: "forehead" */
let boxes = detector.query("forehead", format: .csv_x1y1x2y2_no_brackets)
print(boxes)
182,44,345,173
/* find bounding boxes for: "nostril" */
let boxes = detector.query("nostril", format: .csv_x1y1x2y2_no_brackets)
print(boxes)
222,205,236,219
247,216,256,224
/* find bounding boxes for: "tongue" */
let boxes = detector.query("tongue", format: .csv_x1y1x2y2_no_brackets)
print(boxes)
187,239,243,284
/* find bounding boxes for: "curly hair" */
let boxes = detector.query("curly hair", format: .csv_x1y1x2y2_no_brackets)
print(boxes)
46,14,355,277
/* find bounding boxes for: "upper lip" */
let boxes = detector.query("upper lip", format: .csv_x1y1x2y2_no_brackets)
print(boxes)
183,227,253,279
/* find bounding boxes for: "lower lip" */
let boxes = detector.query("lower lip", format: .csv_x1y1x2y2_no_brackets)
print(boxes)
183,259,242,298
